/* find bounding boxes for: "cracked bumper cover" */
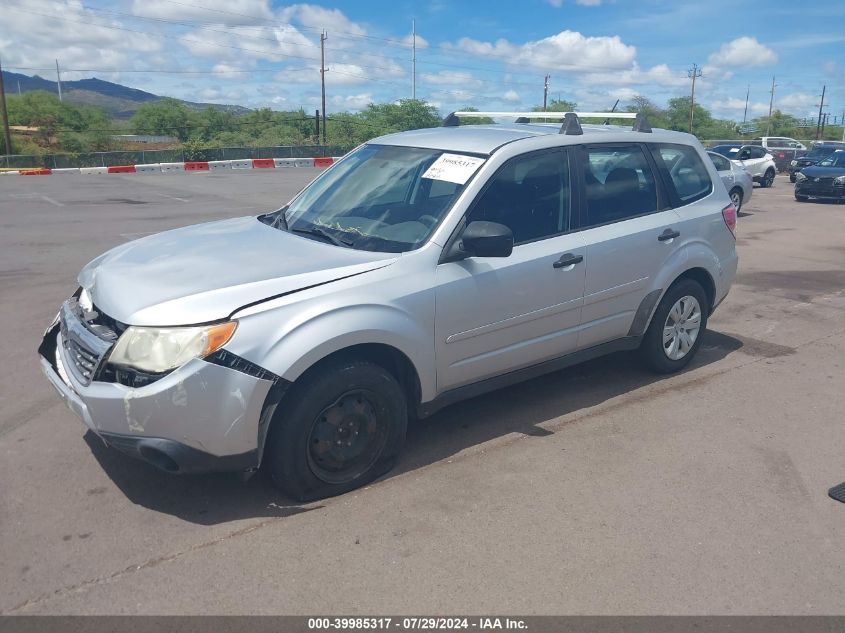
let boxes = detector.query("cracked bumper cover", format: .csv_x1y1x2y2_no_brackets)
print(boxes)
39,322,280,474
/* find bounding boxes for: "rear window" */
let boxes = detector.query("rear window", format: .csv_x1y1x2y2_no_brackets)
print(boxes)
652,144,713,205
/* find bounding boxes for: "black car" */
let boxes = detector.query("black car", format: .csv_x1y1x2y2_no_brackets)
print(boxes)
794,150,845,202
789,142,845,182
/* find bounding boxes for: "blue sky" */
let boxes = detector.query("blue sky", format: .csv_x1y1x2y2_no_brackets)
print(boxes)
2,0,844,123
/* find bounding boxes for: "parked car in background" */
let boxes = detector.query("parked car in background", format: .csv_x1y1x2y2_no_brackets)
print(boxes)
794,150,845,202
789,141,845,182
761,137,807,172
712,145,776,187
38,110,738,500
708,151,753,213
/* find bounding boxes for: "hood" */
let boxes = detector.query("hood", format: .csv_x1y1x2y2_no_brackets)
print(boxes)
79,217,398,326
801,165,845,178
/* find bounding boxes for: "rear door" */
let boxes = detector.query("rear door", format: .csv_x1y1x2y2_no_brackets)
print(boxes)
575,143,682,349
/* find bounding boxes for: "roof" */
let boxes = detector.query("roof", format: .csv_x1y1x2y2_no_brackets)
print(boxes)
371,122,696,155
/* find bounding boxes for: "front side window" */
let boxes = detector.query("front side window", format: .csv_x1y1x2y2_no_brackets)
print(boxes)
652,144,713,205
281,144,483,252
750,147,767,159
466,150,570,244
582,145,657,227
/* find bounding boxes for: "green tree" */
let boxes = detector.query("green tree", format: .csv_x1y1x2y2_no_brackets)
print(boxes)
130,98,194,141
532,98,578,112
625,95,669,129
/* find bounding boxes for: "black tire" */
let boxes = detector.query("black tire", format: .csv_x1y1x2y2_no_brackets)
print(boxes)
729,187,743,214
265,359,408,501
795,194,809,202
789,174,796,183
639,279,709,374
762,168,775,188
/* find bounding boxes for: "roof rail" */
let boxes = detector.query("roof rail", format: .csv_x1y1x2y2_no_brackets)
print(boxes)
441,111,652,135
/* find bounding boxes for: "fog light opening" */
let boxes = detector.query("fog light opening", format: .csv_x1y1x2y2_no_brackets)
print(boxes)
138,445,180,473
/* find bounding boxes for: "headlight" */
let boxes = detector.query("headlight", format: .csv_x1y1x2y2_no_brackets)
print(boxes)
790,160,797,167
108,321,237,373
795,172,807,182
835,176,845,185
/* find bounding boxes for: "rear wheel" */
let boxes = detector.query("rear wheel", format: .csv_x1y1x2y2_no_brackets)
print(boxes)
795,193,809,202
762,168,775,188
729,187,743,213
639,279,708,374
265,359,407,501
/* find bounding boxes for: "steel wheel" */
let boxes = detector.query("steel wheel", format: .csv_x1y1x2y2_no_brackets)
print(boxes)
662,295,702,361
306,389,389,485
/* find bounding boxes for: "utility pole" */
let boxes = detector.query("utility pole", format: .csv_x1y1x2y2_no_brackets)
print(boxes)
841,109,845,142
0,56,12,155
687,63,702,133
766,76,776,135
815,85,826,140
543,74,550,112
411,19,416,100
820,112,828,139
55,59,62,102
319,30,327,145
742,84,750,124
315,109,320,143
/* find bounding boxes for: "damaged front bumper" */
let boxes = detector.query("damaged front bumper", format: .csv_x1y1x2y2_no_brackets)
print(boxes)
39,308,282,475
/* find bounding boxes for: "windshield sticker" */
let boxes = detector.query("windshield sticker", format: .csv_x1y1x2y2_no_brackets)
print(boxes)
422,154,485,185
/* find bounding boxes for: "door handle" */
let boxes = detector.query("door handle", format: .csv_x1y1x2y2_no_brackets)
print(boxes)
553,253,583,269
658,229,680,242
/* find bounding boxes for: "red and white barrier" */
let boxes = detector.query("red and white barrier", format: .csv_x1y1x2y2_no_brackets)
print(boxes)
6,156,336,177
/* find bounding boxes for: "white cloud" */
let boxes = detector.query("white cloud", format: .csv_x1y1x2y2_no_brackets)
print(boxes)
503,90,520,102
445,30,636,72
331,93,373,110
777,92,818,114
0,0,163,74
545,0,563,6
278,4,366,39
580,63,688,88
422,71,483,88
708,37,777,68
402,33,429,50
131,0,273,24
576,0,603,5
709,98,769,118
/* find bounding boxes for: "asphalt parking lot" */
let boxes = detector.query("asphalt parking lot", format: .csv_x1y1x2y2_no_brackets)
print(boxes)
1,170,844,615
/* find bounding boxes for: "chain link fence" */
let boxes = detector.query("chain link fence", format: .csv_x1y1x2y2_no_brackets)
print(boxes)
0,145,353,169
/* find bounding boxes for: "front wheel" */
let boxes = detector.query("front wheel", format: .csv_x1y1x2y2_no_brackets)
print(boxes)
265,359,408,501
639,279,709,374
762,169,775,188
729,187,743,214
795,193,809,202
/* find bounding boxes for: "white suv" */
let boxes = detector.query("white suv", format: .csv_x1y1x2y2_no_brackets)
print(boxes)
39,111,738,500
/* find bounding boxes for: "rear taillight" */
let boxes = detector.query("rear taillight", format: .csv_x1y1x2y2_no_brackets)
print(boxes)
722,204,737,235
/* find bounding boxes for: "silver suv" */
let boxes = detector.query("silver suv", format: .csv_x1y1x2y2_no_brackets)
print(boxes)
38,111,738,500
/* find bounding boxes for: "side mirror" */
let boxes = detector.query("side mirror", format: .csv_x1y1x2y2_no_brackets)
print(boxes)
461,221,514,258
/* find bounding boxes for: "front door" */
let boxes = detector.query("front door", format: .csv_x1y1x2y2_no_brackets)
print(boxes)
434,148,586,392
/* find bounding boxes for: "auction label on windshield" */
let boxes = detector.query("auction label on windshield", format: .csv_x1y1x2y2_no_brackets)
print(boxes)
422,154,486,185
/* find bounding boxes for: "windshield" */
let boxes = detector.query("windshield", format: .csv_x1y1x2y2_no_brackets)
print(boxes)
280,144,484,253
712,146,740,157
817,152,845,168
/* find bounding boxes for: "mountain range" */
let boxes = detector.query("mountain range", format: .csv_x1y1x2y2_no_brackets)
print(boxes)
1,70,250,119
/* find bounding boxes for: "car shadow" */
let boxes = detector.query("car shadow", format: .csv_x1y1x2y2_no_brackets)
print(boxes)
87,329,745,525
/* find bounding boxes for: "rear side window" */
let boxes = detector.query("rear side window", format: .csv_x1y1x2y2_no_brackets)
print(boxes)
582,145,658,227
709,152,731,172
749,146,767,159
652,144,712,205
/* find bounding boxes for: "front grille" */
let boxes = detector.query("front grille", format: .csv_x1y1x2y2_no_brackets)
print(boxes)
59,300,115,386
